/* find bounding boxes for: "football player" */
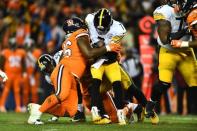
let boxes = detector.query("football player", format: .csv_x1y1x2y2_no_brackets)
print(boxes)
171,2,197,47
151,0,197,115
0,38,26,112
85,8,158,125
46,50,142,124
27,17,121,125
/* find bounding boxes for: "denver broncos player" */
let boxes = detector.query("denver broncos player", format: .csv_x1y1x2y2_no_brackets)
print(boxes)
0,38,26,112
151,0,197,115
27,17,121,125
171,2,197,47
85,8,159,125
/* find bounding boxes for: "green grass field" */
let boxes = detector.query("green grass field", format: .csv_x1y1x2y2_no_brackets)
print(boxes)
0,112,197,131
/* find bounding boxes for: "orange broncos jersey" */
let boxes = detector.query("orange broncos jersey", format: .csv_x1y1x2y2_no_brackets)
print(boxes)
187,8,197,39
26,49,42,74
60,29,89,78
1,48,26,74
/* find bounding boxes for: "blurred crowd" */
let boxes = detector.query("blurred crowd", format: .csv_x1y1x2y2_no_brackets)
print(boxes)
0,0,194,115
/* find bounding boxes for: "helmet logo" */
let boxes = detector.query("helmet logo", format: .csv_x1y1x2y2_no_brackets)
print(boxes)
38,59,45,71
67,19,74,26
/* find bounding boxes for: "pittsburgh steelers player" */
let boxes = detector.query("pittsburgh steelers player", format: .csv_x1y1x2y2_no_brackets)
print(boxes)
151,0,197,115
85,8,159,125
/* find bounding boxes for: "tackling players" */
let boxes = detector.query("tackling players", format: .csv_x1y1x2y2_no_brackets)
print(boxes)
27,17,121,125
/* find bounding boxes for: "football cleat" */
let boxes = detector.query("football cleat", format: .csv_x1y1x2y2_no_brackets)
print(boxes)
48,116,59,122
71,110,86,122
145,101,156,118
94,116,111,125
133,105,145,123
150,111,159,125
27,103,43,125
117,109,127,125
91,106,102,122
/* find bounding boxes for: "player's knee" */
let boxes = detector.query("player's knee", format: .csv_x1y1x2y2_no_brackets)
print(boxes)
112,81,121,88
158,80,171,93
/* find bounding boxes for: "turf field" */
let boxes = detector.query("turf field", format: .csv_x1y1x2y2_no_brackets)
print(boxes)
0,113,196,131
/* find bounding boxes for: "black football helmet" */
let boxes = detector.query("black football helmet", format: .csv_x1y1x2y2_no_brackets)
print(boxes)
93,8,112,35
62,17,87,35
37,54,56,74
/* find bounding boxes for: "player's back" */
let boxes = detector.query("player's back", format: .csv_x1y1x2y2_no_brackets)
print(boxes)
60,29,89,78
2,48,26,74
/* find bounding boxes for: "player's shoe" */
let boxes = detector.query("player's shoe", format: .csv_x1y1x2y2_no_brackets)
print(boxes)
133,105,144,122
27,103,43,125
145,101,156,118
150,111,159,124
94,115,111,124
117,109,127,125
71,110,86,122
48,116,59,122
91,106,101,122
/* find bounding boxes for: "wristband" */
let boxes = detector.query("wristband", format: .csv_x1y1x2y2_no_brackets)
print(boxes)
181,41,189,47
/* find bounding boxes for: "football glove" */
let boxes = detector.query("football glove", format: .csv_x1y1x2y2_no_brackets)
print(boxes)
105,43,121,53
0,70,8,82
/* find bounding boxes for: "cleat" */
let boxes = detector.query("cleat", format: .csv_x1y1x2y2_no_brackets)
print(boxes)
145,101,156,118
150,111,159,124
94,116,111,124
71,110,86,122
134,105,144,122
33,119,44,125
117,109,126,125
27,103,43,125
91,106,101,122
48,116,59,122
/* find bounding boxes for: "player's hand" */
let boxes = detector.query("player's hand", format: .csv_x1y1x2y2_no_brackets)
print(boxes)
171,40,189,48
106,43,122,53
0,70,8,82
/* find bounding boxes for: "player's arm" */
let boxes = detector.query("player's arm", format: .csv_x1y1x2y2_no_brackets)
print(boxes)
156,20,171,44
171,39,197,47
0,55,5,71
77,35,121,59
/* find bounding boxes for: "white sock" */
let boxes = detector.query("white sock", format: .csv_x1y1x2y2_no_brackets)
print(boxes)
127,103,138,111
77,104,84,112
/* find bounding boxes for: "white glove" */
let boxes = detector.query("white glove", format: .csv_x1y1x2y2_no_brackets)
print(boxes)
0,70,8,82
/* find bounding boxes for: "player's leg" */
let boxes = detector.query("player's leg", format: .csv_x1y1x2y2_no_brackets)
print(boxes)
178,53,197,113
13,77,22,112
105,62,126,125
71,82,86,122
89,66,106,122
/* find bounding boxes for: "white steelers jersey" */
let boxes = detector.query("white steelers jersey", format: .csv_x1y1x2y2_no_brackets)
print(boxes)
53,50,63,65
45,50,63,84
153,4,190,50
85,13,126,45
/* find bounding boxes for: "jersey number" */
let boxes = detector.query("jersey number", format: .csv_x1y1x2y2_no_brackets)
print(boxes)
63,41,72,57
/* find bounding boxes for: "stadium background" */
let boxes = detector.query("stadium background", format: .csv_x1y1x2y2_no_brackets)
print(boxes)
0,0,196,116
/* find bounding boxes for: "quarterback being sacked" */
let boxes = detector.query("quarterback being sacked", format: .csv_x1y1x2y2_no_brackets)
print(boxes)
85,8,158,125
27,17,121,125
171,2,197,47
151,0,197,111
